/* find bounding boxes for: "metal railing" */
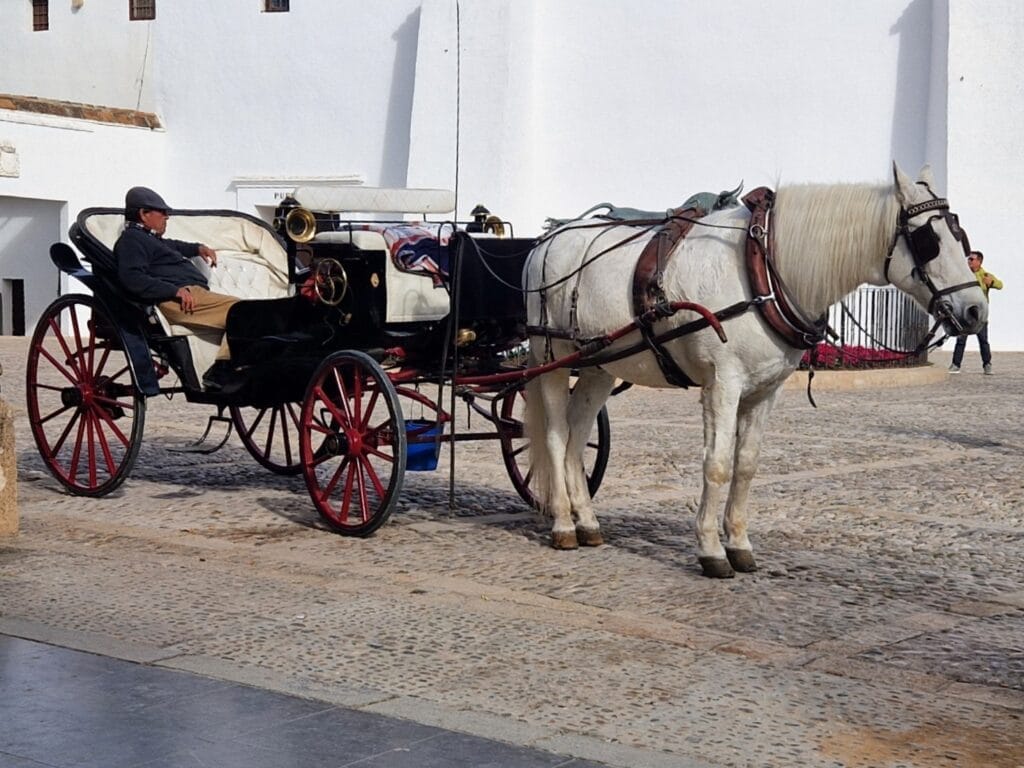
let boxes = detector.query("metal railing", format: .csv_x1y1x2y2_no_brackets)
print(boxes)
805,285,931,368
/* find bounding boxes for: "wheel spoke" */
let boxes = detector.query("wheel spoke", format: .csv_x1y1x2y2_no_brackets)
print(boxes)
508,443,529,459
358,454,387,500
93,394,137,414
90,408,119,477
91,402,132,449
67,411,86,485
93,348,122,382
38,402,75,427
48,315,82,381
51,408,83,456
37,344,80,387
353,458,371,523
313,386,349,431
339,459,357,523
319,455,350,501
359,389,381,432
278,404,297,466
244,407,267,438
332,367,356,425
70,309,92,386
262,406,280,461
364,444,395,462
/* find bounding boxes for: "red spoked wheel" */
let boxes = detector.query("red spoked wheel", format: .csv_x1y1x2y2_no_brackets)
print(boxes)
299,350,406,536
230,402,303,475
498,387,611,509
25,294,146,496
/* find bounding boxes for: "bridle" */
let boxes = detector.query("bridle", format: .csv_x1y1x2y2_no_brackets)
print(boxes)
884,196,978,329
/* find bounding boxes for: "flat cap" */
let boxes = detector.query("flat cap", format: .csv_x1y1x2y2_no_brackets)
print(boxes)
125,186,171,212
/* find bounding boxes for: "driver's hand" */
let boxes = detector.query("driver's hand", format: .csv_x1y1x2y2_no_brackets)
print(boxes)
176,286,195,313
198,245,218,267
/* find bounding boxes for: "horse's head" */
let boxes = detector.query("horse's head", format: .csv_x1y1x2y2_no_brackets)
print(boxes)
887,163,987,336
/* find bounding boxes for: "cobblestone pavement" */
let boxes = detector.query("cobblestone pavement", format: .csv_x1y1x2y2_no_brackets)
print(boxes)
2,336,1023,768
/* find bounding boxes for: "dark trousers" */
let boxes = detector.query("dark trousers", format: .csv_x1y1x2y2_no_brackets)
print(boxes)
952,321,991,366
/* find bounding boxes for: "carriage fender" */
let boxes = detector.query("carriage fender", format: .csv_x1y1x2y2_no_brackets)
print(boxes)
93,293,161,397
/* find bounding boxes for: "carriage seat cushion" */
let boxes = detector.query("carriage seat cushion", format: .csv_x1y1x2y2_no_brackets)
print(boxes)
81,211,291,301
80,210,292,385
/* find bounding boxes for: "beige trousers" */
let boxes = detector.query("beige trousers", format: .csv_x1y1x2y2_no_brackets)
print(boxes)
157,285,239,360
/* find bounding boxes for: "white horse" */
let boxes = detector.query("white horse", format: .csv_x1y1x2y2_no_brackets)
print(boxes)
523,163,986,578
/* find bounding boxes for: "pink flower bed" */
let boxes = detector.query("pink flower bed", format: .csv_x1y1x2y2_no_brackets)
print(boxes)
800,344,923,369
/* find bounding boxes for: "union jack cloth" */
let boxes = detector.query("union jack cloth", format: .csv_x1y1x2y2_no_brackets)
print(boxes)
355,223,452,286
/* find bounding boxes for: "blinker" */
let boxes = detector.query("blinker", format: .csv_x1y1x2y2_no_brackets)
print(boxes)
908,211,970,267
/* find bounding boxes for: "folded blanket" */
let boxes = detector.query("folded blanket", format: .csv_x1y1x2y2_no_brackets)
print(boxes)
354,223,451,286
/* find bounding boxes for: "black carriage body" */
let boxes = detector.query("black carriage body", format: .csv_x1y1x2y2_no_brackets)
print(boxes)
274,210,536,379
29,196,614,533
448,232,532,356
56,206,537,406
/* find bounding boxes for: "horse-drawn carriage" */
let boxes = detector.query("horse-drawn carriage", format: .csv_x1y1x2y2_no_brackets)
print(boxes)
27,166,987,576
25,186,611,535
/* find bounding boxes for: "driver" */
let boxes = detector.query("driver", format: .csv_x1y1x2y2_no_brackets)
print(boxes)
113,186,238,391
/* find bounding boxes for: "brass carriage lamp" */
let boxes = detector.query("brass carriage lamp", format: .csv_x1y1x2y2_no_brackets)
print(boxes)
468,204,490,232
467,204,506,237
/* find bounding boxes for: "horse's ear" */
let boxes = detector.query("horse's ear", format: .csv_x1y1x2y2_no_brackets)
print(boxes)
918,164,937,190
893,162,915,206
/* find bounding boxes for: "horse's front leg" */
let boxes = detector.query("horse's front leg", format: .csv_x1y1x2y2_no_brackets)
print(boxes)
564,370,615,546
722,388,780,573
696,381,741,578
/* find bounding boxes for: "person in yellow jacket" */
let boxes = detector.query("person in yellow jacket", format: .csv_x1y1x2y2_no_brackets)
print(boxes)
950,251,1003,375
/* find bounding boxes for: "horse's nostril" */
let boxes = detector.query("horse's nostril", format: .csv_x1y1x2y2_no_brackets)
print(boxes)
966,304,981,322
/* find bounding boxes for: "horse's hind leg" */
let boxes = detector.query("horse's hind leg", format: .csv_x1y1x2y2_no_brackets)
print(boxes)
526,368,578,549
564,369,615,546
722,388,780,573
696,381,741,578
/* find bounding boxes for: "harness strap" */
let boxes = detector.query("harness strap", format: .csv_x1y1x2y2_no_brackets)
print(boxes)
743,187,827,350
630,206,707,387
903,198,948,218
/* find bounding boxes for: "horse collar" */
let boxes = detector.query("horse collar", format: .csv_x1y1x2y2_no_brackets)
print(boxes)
742,187,826,350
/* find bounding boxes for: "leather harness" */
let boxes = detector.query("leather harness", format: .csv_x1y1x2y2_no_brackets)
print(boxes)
531,188,828,390
626,190,826,388
630,206,707,387
741,187,827,349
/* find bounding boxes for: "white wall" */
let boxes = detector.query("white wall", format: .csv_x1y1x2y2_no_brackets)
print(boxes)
1,1,155,111
151,0,424,208
0,0,1020,348
436,0,938,232
946,0,1023,351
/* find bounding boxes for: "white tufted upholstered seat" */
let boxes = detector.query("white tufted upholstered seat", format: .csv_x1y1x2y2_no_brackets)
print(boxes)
81,211,292,387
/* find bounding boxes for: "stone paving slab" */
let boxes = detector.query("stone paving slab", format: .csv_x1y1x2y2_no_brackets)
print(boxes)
2,337,1023,767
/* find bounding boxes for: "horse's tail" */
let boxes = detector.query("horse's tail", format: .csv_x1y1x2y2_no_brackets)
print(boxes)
524,374,553,516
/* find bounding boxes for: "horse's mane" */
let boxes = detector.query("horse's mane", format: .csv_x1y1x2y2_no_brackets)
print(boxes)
773,183,898,314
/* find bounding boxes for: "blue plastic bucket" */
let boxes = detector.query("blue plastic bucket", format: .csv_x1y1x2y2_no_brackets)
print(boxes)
405,419,441,471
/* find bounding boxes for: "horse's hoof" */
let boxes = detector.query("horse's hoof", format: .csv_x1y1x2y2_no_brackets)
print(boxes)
576,527,604,547
726,548,758,573
551,530,579,549
698,556,735,579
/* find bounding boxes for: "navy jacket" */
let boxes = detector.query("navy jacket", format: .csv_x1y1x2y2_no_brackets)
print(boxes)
113,225,209,302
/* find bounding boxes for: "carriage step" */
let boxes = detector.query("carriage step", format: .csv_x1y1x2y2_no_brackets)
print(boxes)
167,413,234,455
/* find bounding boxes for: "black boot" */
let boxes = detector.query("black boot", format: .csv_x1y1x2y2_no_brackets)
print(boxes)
201,360,237,392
